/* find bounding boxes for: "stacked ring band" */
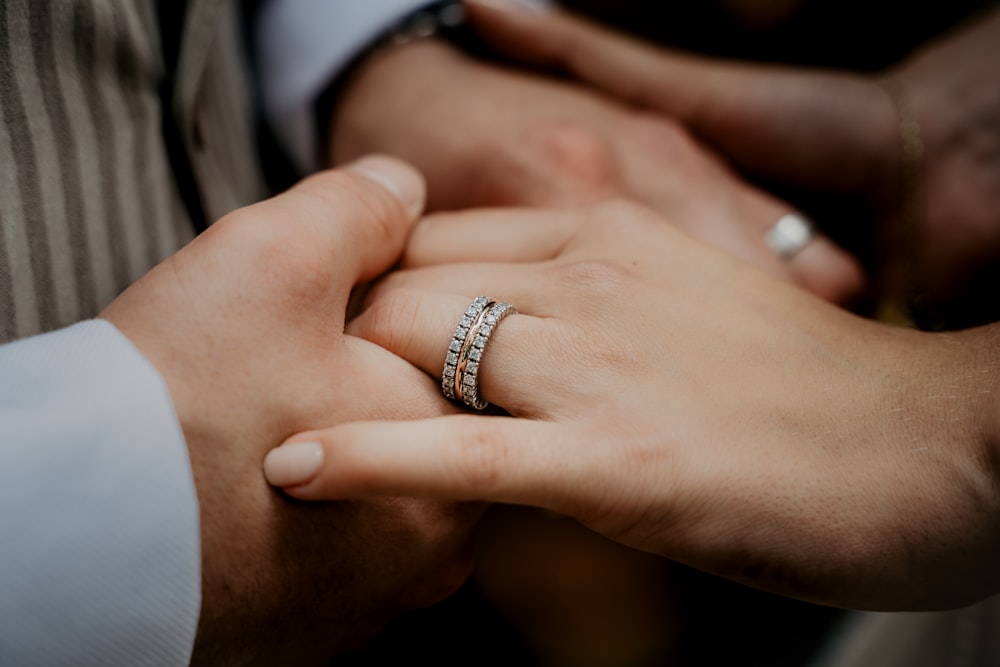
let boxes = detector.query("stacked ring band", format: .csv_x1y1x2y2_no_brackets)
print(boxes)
441,295,517,410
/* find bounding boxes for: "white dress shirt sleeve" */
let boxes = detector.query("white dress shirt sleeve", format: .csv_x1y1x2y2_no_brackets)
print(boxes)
0,320,201,667
255,0,432,175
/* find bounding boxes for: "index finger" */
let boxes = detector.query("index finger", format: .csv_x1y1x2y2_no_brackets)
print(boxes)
264,415,592,514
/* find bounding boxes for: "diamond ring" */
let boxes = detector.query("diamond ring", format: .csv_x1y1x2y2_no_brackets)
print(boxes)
441,296,517,410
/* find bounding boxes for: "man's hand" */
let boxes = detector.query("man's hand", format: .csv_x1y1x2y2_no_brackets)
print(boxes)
100,157,481,666
329,38,863,305
462,0,1000,320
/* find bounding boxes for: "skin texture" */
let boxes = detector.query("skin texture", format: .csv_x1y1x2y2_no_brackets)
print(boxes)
329,37,863,306
100,157,481,666
461,0,1000,320
265,200,1000,613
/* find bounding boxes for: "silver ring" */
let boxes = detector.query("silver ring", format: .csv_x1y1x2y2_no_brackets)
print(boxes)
764,213,815,259
441,296,517,410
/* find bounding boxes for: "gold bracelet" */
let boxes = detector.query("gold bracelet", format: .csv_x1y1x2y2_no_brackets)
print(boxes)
876,75,926,326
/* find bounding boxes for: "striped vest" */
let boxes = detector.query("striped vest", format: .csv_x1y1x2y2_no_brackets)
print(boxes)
0,0,267,343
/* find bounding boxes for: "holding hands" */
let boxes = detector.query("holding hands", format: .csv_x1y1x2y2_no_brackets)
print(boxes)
265,198,1000,613
260,5,1000,618
147,0,1000,651
101,157,479,665
20,0,1000,662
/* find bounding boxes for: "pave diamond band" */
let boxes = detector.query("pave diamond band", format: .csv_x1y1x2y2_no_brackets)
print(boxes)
458,301,517,410
441,296,517,410
442,296,490,401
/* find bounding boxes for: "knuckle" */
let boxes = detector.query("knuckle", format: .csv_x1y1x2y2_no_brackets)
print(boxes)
622,112,718,176
218,169,410,300
589,197,659,228
452,424,508,493
355,290,421,356
624,112,687,145
217,210,333,298
391,502,476,609
581,198,671,250
552,257,633,296
622,113,732,186
577,324,641,372
310,170,404,243
408,557,474,610
292,169,405,248
515,120,618,193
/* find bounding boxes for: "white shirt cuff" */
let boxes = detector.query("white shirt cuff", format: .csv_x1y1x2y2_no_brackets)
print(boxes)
0,320,200,666
256,0,432,175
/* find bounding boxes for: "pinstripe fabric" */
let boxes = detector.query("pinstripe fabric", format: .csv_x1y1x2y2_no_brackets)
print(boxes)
0,0,267,344
181,0,268,222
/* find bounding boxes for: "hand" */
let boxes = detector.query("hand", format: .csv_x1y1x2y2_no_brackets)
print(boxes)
100,157,481,666
263,200,1000,612
461,0,1000,320
329,37,863,305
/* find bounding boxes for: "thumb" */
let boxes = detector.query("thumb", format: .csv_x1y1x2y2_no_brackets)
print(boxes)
255,154,427,289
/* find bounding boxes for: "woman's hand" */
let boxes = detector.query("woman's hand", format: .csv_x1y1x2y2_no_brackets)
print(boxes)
461,0,1000,319
264,201,1000,612
330,38,862,305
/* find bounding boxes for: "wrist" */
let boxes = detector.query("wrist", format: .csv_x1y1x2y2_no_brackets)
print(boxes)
930,324,1000,527
965,325,1000,599
972,326,1000,484
328,37,471,165
319,1,481,166
918,325,1000,469
882,323,1000,605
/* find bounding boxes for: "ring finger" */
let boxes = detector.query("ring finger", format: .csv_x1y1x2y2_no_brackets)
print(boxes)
348,289,568,417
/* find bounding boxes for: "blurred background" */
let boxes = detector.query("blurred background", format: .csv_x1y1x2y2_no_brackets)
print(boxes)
559,0,995,70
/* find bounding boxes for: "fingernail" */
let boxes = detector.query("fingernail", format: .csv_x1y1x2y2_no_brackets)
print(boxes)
467,0,551,13
263,441,324,488
346,155,426,217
